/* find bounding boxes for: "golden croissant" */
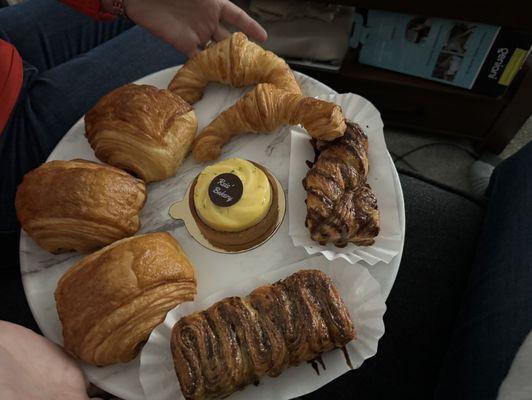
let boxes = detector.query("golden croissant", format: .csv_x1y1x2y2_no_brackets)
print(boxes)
303,122,380,246
192,83,347,161
168,32,301,104
55,232,196,366
171,269,355,400
15,159,146,254
85,83,197,182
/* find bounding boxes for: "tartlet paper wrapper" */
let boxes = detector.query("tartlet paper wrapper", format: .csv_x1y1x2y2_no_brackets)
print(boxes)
139,256,386,400
288,93,403,265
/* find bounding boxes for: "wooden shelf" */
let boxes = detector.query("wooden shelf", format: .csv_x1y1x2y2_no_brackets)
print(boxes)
293,50,515,142
290,2,532,152
335,53,500,101
313,0,532,33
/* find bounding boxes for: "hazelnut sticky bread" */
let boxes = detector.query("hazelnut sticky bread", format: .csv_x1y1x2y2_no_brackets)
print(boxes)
85,83,197,182
55,232,196,366
15,159,146,254
171,269,355,400
303,122,380,246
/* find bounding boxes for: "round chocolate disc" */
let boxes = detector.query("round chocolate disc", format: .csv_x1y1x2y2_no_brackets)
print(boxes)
208,173,243,207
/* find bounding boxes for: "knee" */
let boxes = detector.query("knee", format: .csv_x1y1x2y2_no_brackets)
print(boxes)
491,139,532,187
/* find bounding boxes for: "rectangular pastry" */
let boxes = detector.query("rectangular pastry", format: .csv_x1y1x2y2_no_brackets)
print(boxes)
171,269,356,400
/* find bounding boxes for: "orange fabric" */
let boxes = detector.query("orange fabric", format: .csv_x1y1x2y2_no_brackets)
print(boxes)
0,40,23,135
61,0,116,21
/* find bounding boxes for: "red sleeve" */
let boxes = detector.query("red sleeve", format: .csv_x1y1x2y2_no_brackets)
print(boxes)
61,0,116,21
0,40,23,135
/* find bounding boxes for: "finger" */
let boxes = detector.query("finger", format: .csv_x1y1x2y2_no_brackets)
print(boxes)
212,24,231,42
195,27,213,48
187,47,201,58
171,30,202,58
220,1,267,42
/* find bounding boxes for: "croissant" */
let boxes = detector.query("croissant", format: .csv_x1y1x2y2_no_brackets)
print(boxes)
303,122,380,247
55,232,196,366
15,159,146,254
192,83,347,161
171,269,355,400
168,32,301,104
85,83,197,182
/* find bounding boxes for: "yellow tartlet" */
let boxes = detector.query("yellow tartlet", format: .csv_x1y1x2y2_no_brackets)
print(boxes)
193,158,272,232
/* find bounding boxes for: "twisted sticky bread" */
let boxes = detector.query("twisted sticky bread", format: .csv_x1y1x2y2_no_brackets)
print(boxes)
15,159,146,254
168,32,300,104
192,83,347,161
85,83,197,182
171,269,355,400
303,122,380,246
55,232,196,366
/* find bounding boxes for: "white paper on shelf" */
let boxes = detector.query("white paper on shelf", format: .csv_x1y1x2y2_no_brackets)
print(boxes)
288,93,403,265
140,256,386,400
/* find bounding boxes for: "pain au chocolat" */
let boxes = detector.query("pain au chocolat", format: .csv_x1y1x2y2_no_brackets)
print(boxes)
85,83,197,182
55,232,196,366
171,269,356,400
15,159,146,254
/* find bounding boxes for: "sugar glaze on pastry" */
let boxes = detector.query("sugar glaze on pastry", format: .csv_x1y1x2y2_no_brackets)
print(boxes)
193,158,272,232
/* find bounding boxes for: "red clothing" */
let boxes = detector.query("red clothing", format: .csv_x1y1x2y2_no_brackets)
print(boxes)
0,40,22,134
0,0,115,135
61,0,115,21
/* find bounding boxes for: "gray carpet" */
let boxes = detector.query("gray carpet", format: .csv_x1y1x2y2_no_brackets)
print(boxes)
384,115,532,194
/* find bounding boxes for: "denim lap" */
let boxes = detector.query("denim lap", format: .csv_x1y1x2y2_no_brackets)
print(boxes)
0,1,186,232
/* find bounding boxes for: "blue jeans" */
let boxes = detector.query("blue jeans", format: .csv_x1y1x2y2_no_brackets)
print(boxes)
0,0,186,233
434,141,532,399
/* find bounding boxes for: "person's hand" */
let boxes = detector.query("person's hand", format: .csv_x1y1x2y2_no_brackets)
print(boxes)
116,0,267,57
0,321,89,400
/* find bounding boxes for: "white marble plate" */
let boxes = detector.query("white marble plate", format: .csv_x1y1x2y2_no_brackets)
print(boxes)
19,67,405,400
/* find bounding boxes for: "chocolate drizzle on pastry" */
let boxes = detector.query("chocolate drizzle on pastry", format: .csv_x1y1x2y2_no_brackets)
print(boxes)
316,355,326,371
308,355,327,376
171,270,356,400
341,346,354,369
309,360,320,375
303,121,380,247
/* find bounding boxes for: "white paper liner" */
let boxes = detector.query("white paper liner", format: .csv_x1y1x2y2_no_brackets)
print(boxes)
288,93,404,265
140,256,386,400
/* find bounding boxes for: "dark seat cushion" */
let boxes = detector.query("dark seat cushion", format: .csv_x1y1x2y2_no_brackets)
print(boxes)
303,171,485,400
